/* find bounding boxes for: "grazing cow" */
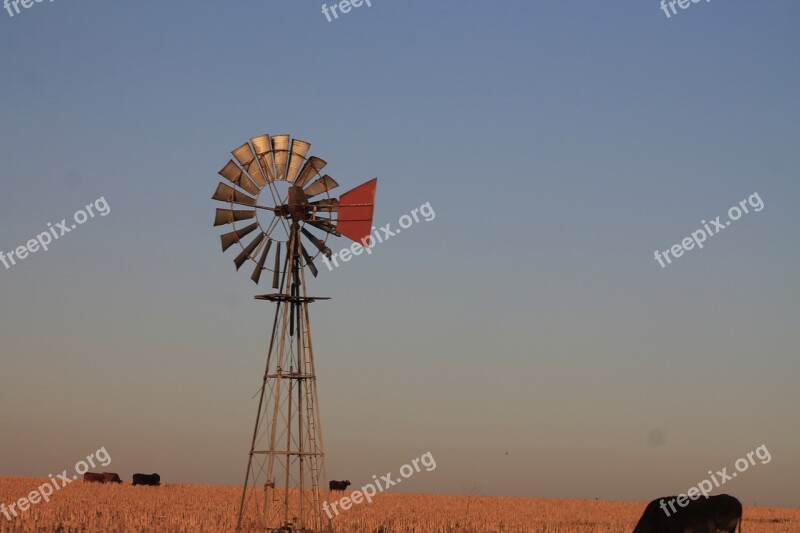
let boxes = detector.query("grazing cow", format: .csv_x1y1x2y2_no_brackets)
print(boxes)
83,472,105,483
101,472,122,484
633,494,742,533
329,480,351,491
132,473,161,486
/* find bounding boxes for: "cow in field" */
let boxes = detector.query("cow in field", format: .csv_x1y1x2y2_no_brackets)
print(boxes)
329,480,351,491
633,494,742,532
102,472,122,484
83,472,105,483
132,473,161,486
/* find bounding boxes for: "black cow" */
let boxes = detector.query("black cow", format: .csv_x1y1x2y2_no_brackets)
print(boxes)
633,494,742,532
329,480,351,491
101,472,122,484
132,473,161,486
83,472,105,483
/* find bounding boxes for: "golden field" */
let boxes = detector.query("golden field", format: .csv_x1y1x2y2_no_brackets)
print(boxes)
0,477,798,532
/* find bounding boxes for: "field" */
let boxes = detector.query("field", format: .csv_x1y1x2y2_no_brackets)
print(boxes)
0,477,798,532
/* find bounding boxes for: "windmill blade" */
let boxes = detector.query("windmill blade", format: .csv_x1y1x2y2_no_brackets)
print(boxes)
251,239,272,284
308,198,339,213
219,160,260,196
250,134,271,155
234,232,266,270
212,182,257,207
271,135,290,181
214,208,256,227
289,270,300,336
251,134,275,183
304,175,339,198
300,227,332,258
232,143,267,188
272,242,281,288
289,286,295,335
337,178,377,243
220,222,259,252
306,218,340,236
294,156,327,188
286,139,311,184
301,243,319,278
244,159,267,188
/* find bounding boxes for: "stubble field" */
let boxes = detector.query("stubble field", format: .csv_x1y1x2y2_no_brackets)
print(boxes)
1,477,798,532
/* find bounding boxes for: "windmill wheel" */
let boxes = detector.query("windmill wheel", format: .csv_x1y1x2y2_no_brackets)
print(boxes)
212,133,377,287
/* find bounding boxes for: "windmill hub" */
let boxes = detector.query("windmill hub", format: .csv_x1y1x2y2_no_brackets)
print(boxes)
285,186,310,220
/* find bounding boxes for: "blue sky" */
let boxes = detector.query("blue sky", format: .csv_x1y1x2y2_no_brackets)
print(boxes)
1,0,798,507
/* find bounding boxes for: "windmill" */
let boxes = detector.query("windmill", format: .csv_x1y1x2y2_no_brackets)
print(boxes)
211,133,377,532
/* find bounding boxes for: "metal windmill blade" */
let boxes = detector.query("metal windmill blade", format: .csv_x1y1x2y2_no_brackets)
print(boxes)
286,139,311,183
214,208,256,227
250,134,275,183
295,156,327,188
220,222,259,252
212,182,257,207
308,198,339,212
272,241,281,288
300,243,319,277
219,160,260,196
271,134,290,181
304,175,338,198
304,218,340,236
234,232,266,270
301,227,332,258
232,142,268,188
250,239,272,284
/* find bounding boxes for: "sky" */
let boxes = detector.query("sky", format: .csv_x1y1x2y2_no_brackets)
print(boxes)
0,0,798,509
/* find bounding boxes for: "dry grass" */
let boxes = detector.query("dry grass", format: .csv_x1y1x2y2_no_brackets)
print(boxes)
0,477,798,532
